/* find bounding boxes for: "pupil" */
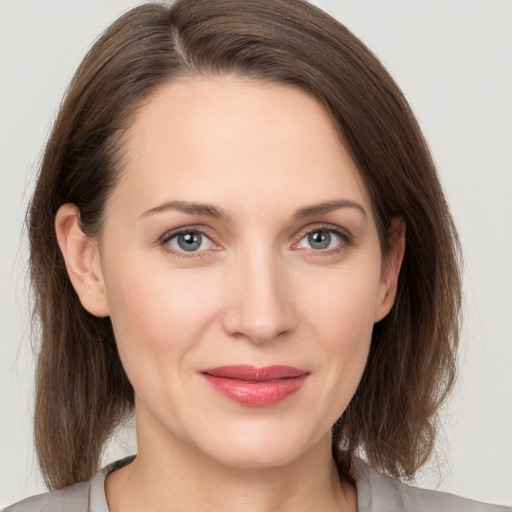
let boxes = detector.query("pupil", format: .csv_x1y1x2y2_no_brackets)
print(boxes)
308,230,330,250
178,232,201,251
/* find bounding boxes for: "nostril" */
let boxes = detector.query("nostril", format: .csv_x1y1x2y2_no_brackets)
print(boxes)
220,257,297,343
221,306,296,344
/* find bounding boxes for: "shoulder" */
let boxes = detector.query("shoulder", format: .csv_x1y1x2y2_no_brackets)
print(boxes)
353,459,511,512
3,456,134,512
3,481,91,512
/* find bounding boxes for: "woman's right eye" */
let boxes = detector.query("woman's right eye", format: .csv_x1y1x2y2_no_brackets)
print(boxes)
164,230,216,254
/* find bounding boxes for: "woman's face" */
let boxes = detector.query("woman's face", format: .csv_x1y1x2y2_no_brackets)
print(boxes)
91,77,399,469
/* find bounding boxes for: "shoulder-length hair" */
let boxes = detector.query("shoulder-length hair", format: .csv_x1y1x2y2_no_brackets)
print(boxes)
29,0,461,490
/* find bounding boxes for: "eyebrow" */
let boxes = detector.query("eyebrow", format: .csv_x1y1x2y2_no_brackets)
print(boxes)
294,199,367,219
140,200,226,219
139,198,367,220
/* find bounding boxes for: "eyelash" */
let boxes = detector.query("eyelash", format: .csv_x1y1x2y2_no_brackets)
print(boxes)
293,223,353,257
159,224,352,259
159,227,217,260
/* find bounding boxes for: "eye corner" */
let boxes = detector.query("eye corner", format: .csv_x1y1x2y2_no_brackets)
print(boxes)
290,239,301,251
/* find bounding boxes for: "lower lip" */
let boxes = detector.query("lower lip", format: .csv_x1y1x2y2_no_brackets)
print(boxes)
202,374,308,406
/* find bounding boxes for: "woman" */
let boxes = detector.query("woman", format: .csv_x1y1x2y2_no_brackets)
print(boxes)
5,0,510,510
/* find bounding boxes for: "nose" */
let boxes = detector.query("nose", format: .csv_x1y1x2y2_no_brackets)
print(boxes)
221,246,298,344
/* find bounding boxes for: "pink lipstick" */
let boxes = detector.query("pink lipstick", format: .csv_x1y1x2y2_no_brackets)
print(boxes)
201,365,309,406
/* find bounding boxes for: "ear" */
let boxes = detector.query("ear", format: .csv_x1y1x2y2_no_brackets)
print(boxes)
55,204,110,317
374,217,406,322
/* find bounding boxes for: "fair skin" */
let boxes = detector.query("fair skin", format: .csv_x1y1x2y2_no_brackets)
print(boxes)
56,77,404,512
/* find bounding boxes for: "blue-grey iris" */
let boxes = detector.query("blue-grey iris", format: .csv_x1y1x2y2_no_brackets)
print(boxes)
308,230,331,250
177,232,202,251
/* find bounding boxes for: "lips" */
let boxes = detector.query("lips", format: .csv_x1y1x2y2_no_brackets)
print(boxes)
201,365,309,406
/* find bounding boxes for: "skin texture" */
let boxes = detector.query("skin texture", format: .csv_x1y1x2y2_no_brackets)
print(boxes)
55,77,404,512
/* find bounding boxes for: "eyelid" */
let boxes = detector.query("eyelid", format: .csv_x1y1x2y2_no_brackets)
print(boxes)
158,222,352,259
291,223,353,253
159,226,221,258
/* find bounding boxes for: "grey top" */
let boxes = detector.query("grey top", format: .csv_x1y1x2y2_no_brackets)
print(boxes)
4,456,510,512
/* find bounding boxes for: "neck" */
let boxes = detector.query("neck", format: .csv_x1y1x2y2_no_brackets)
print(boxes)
106,410,356,512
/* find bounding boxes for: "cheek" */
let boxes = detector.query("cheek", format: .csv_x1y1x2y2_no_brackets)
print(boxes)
298,262,380,412
302,260,381,345
101,261,225,422
103,259,220,365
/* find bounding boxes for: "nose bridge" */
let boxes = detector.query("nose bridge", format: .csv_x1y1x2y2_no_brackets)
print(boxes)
222,242,296,343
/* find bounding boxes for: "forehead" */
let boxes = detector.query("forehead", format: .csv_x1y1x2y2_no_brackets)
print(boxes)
110,76,372,221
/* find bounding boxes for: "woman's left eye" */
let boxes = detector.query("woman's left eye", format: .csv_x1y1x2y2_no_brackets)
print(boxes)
297,228,344,251
165,230,215,253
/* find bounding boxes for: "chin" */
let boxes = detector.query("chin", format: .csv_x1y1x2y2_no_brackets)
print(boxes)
210,445,305,470
193,420,322,470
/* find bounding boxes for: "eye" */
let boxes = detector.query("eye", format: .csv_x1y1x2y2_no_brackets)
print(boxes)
297,228,344,251
165,230,215,253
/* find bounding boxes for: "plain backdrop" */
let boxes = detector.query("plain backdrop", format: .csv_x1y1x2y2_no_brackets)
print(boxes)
1,0,511,507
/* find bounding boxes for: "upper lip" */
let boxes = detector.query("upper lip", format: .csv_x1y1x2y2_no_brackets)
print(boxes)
202,365,309,381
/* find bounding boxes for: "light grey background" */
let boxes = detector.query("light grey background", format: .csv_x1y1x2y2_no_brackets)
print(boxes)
1,0,511,507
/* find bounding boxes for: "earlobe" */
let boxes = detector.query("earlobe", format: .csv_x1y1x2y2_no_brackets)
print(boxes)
374,217,406,322
55,204,110,317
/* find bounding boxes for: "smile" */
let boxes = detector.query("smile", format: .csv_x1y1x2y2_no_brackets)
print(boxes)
201,365,309,406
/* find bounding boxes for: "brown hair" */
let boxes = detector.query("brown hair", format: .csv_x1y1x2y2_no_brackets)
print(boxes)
29,0,461,490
